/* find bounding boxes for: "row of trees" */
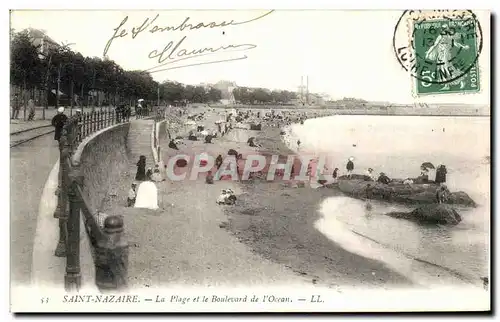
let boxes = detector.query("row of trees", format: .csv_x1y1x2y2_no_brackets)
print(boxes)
11,28,305,108
10,29,222,108
232,87,297,104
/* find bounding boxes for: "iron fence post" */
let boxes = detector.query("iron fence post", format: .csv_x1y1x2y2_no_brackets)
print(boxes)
65,160,83,291
54,128,70,257
95,215,129,291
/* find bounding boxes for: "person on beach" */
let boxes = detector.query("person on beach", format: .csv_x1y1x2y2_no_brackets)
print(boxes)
365,183,374,200
377,172,391,184
419,166,430,183
51,107,68,142
27,98,35,121
435,165,447,184
346,157,355,178
135,155,147,181
168,139,179,150
127,183,137,207
151,165,163,182
436,183,450,203
332,168,339,179
206,170,214,184
215,154,223,170
403,178,414,185
366,168,375,181
146,167,153,181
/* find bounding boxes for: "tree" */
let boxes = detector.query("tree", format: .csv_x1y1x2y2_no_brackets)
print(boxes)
10,30,43,93
11,29,304,109
252,88,272,104
161,81,184,103
206,87,222,103
183,85,195,102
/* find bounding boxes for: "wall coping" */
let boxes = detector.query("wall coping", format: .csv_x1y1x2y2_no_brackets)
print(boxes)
72,123,130,164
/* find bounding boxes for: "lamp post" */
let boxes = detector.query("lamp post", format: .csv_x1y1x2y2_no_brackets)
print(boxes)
56,61,74,112
39,52,52,120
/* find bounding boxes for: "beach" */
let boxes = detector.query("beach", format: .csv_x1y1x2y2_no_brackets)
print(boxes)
107,106,488,290
220,109,489,289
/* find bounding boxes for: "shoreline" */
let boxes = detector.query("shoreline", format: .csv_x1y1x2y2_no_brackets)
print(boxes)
209,105,490,117
112,106,485,289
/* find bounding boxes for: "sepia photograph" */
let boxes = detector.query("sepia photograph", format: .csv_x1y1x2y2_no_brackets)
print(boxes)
8,7,491,313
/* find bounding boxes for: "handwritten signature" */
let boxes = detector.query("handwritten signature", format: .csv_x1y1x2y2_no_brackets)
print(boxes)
145,35,257,73
103,10,273,72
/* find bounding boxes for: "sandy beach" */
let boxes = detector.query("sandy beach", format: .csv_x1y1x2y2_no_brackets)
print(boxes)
112,106,421,289
97,105,489,291
221,122,414,289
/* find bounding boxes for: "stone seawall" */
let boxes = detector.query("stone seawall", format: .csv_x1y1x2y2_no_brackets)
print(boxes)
74,123,131,212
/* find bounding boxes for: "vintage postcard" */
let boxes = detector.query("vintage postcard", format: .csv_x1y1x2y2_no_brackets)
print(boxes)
9,9,491,313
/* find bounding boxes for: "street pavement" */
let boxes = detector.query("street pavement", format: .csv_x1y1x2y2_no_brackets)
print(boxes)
10,133,60,286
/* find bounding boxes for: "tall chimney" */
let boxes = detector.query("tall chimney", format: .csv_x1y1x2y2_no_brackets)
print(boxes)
306,76,309,105
300,76,304,102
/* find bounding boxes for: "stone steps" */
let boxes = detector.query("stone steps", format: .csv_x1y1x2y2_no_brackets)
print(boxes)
127,119,155,178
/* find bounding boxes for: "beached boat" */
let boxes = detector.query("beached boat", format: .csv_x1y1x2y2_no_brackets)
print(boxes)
333,176,476,207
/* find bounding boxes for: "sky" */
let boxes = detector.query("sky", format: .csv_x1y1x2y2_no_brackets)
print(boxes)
10,9,490,104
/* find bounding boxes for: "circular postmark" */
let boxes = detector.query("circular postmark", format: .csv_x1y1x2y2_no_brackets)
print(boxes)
393,10,483,85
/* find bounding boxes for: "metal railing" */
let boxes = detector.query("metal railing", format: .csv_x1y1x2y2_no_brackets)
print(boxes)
53,106,157,291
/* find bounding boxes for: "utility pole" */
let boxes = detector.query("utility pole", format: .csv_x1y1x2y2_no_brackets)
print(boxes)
306,75,309,106
70,80,74,116
43,54,52,119
300,76,304,106
157,86,160,106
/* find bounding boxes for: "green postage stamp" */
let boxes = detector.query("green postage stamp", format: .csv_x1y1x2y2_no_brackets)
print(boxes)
413,18,480,95
393,10,483,96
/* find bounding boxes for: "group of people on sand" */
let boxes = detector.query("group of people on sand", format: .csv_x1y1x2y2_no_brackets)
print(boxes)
344,158,392,184
344,157,451,204
127,155,165,207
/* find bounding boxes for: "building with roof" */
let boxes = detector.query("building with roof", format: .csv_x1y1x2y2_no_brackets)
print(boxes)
24,28,60,57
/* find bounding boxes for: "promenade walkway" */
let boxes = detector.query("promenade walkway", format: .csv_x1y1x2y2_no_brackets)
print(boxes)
10,106,123,287
10,133,60,286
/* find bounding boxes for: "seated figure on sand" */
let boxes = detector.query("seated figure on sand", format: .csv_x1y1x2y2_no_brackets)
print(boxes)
127,183,137,207
168,139,179,150
377,172,391,184
416,166,430,184
332,168,339,180
134,181,159,209
151,164,164,182
403,178,414,185
146,167,153,181
366,168,376,181
216,189,236,205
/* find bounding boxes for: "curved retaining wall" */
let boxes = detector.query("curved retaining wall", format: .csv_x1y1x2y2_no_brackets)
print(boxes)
72,123,131,211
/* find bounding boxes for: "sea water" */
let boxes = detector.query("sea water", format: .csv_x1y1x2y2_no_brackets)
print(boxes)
284,115,490,286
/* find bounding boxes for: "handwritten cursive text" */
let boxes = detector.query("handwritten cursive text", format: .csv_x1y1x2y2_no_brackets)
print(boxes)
103,10,273,57
145,36,257,73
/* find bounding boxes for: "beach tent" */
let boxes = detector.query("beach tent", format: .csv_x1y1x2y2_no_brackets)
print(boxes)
134,181,159,209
